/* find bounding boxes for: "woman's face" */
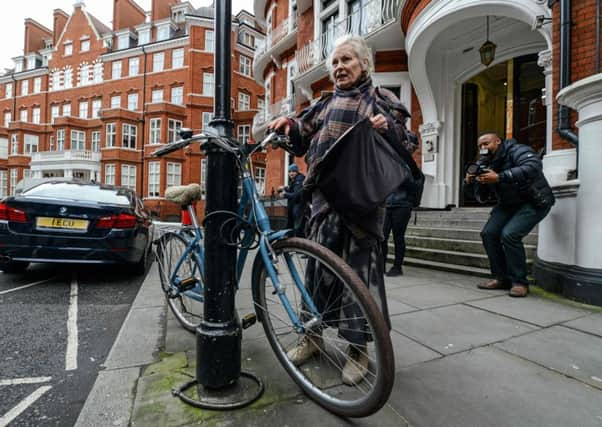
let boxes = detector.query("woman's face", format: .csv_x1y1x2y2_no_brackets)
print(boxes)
331,45,365,89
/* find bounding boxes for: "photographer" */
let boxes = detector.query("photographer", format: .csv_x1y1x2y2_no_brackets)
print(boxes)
465,131,555,298
278,164,306,237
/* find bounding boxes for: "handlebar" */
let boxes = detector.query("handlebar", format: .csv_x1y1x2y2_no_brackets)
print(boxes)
150,128,293,158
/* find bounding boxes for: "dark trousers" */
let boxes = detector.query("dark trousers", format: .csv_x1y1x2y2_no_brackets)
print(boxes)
382,206,412,268
481,203,551,286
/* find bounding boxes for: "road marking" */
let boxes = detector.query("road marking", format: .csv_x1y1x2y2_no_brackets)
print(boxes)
0,385,52,427
0,377,51,386
0,277,56,295
65,274,78,371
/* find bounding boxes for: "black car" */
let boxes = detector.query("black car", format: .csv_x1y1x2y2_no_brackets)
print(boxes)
0,180,153,274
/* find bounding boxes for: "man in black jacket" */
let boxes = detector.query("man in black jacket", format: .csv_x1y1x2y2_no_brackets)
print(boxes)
382,163,415,277
278,164,306,237
465,132,555,297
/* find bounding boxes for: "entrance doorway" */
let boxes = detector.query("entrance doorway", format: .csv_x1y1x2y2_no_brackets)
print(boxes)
459,54,545,206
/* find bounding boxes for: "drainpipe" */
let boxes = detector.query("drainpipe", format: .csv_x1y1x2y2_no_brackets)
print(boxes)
141,46,147,198
595,0,602,74
557,0,579,148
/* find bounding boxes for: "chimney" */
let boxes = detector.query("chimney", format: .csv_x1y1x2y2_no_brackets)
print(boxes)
151,0,180,23
53,9,69,45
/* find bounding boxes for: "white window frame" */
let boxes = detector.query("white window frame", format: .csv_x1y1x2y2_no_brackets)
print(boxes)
153,52,164,72
149,118,161,144
166,162,182,188
32,107,40,124
171,86,183,105
104,164,116,185
92,131,101,152
56,129,65,150
64,43,72,56
202,112,213,130
148,162,160,197
5,83,12,98
127,93,138,111
80,39,90,52
157,25,170,41
239,55,252,76
93,62,103,83
205,30,214,52
64,68,73,88
19,109,27,122
255,166,266,195
10,168,17,196
172,48,184,68
71,130,85,151
21,80,29,96
112,61,122,79
106,123,116,147
4,111,11,127
79,101,88,119
129,57,139,76
111,95,121,109
122,123,137,149
33,77,42,93
121,164,136,189
10,134,18,154
0,170,7,198
238,92,250,111
203,72,214,96
238,124,251,144
24,134,39,154
151,89,163,103
92,99,102,118
167,119,182,143
63,103,71,117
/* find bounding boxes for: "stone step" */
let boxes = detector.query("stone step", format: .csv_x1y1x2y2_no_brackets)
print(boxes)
413,210,491,220
403,246,534,270
405,226,539,245
409,219,492,229
400,256,492,277
400,235,537,257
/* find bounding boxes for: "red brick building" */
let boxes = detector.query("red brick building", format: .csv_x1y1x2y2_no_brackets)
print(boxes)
0,0,265,220
252,0,602,303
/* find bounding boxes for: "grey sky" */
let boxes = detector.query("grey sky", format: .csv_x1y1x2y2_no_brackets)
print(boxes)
0,0,254,71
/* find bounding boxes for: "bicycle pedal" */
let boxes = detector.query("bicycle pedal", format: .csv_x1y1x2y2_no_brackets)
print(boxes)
177,276,197,292
242,313,257,329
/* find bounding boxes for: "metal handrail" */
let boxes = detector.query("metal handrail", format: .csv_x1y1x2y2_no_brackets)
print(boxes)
254,18,291,60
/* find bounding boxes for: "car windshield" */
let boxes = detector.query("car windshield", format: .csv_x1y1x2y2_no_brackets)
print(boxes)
22,183,132,206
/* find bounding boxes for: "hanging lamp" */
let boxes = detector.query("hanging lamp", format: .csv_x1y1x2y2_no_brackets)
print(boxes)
479,16,497,67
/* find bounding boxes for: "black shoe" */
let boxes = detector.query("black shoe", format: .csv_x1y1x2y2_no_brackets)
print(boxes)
386,266,403,277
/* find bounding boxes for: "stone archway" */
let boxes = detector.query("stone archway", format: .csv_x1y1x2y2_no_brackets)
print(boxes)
403,0,552,208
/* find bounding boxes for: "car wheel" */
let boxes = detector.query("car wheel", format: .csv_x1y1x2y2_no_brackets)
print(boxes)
0,261,30,273
132,249,150,276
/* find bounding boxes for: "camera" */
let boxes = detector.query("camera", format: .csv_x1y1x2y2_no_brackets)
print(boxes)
465,149,492,176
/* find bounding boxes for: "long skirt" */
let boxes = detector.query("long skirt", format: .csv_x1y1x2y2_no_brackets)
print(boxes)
306,210,391,346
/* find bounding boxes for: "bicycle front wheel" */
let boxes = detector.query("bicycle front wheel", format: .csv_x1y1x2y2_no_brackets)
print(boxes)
155,231,204,332
252,237,394,417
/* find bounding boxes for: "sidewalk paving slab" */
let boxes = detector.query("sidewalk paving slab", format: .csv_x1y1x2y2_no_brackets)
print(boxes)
495,325,602,390
466,294,591,327
562,313,602,337
390,304,537,355
386,282,493,309
391,346,602,427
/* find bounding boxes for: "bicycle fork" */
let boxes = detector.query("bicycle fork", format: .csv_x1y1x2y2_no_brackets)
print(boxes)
258,237,321,333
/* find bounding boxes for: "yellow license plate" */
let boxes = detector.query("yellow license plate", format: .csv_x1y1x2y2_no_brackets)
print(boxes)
36,217,89,230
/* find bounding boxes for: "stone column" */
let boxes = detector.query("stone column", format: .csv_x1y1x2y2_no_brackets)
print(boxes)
537,50,553,153
554,74,602,304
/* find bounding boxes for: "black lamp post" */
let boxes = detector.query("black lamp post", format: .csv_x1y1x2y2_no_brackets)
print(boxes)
479,16,497,67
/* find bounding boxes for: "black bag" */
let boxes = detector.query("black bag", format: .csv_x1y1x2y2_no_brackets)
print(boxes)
314,118,411,222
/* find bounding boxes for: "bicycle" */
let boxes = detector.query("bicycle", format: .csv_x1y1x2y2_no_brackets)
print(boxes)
151,129,394,417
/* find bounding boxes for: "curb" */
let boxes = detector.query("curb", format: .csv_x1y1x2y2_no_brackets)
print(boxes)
75,262,165,427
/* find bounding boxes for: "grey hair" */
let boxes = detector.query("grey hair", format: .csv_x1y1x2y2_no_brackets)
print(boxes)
326,34,374,82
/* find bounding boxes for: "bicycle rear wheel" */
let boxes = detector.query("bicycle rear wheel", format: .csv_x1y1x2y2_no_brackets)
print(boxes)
252,237,394,417
155,231,204,332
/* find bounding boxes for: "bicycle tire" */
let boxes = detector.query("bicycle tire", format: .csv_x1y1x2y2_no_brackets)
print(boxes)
252,237,394,417
155,231,204,333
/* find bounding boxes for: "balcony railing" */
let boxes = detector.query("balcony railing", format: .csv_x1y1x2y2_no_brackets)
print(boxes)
296,0,402,76
254,18,292,61
31,150,101,162
253,97,296,130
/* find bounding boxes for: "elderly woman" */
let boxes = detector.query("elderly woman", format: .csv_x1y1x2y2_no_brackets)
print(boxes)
268,35,415,384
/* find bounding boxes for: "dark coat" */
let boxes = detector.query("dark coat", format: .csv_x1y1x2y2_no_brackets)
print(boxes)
283,173,306,230
467,139,555,208
385,163,416,208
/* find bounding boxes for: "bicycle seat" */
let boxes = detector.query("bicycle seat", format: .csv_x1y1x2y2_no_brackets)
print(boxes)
165,183,203,205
